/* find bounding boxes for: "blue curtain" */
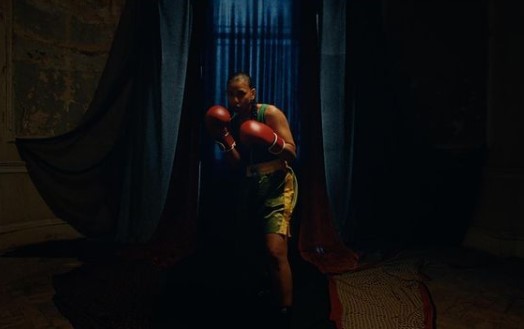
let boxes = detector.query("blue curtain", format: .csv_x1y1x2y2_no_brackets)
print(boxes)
202,0,301,161
197,0,360,272
15,0,193,244
116,0,192,243
14,0,360,264
197,0,303,252
319,0,353,240
294,0,359,273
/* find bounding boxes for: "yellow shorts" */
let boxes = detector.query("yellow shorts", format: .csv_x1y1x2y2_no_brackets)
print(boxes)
238,161,298,237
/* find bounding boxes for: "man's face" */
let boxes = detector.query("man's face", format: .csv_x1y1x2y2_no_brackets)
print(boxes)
226,79,255,114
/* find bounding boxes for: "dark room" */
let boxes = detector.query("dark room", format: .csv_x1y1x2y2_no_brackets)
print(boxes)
1,0,523,328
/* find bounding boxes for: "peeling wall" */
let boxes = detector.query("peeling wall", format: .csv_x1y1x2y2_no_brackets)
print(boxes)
0,0,125,251
12,0,125,137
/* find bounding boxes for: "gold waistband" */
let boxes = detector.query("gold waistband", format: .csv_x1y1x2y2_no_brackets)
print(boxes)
246,159,287,177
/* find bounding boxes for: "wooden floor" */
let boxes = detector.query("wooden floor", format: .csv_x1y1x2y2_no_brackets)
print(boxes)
0,250,81,329
1,238,523,329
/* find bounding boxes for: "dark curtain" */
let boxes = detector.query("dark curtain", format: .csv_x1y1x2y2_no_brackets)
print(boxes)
14,0,371,272
319,0,353,244
344,0,404,251
296,0,360,274
196,0,360,274
15,0,194,247
202,0,300,161
198,0,302,250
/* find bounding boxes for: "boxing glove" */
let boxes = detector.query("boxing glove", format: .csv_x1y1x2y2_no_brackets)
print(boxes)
239,120,286,154
205,105,236,152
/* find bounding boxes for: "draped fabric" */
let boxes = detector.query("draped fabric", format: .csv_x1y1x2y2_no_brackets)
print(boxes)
198,0,302,251
14,0,364,272
202,0,300,155
342,1,399,250
296,0,360,274
320,0,353,239
115,0,192,243
15,0,193,245
195,0,359,273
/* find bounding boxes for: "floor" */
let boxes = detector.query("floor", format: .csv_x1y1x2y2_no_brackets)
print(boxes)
0,238,523,329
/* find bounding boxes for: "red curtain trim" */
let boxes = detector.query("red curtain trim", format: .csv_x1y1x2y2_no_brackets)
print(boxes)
328,276,344,329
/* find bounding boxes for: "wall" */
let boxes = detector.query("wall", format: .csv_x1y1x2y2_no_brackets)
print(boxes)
463,1,524,257
380,0,524,257
3,0,523,257
349,0,488,250
0,0,124,251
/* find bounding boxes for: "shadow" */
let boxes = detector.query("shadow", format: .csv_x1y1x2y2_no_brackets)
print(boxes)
3,237,335,328
2,238,117,262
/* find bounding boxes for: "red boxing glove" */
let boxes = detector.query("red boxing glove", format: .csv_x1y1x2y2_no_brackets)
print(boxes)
239,120,286,155
205,105,236,152
205,105,231,137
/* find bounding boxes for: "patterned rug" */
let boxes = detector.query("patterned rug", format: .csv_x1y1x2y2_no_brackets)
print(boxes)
329,257,435,329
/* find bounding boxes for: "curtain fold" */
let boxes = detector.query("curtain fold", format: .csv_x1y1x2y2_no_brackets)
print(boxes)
198,0,301,250
116,0,192,243
15,0,193,245
203,0,300,145
320,0,353,240
296,0,359,274
14,0,363,271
